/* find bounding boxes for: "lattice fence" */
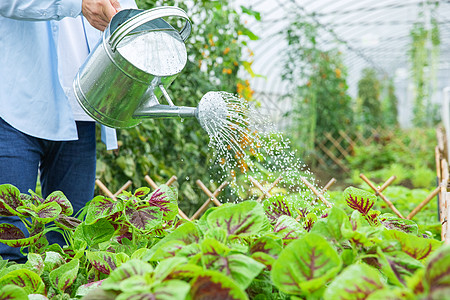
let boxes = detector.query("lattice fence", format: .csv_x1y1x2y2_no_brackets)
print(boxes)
313,127,408,172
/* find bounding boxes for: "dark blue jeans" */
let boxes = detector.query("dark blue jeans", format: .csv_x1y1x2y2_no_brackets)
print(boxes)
0,118,96,262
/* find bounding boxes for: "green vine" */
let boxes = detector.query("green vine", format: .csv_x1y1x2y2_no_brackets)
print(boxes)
409,2,440,127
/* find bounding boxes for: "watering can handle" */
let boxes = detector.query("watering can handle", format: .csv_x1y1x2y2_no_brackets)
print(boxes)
109,6,191,52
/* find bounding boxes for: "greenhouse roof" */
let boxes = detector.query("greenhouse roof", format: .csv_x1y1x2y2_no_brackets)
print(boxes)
234,0,450,126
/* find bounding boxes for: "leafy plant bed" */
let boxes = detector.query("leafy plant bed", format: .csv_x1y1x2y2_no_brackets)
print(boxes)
329,185,441,240
0,183,448,299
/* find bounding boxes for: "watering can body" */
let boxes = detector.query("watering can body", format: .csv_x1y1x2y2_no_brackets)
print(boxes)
74,7,195,129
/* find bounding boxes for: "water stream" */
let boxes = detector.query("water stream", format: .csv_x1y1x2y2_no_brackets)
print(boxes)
197,91,322,205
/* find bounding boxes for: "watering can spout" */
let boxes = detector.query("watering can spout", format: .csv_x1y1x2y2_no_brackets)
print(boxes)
133,104,198,119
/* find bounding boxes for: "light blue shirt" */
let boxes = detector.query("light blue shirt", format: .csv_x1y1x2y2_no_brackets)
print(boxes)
0,0,137,150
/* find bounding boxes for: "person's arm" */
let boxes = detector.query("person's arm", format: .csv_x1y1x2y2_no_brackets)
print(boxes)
0,0,121,31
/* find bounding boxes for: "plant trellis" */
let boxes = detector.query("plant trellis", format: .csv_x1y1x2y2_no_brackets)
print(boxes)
359,174,404,219
191,180,228,220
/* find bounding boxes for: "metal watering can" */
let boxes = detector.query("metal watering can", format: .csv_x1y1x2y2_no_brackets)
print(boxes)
74,6,196,129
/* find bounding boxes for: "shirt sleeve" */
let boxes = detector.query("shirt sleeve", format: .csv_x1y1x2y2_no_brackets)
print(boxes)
0,0,81,21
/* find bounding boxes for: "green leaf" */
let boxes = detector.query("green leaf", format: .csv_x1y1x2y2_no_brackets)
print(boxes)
134,187,150,198
116,279,191,300
34,201,62,223
42,191,73,216
0,184,25,217
201,238,265,289
25,253,44,276
146,185,178,221
151,280,191,300
0,269,44,294
0,285,28,299
366,287,415,300
312,206,352,244
49,258,79,293
54,215,82,231
377,247,423,287
424,245,450,299
153,257,188,283
190,270,248,300
143,222,201,261
76,218,115,247
271,233,342,295
344,187,376,216
76,280,104,298
43,251,65,273
86,251,118,275
324,264,385,300
384,230,442,261
207,201,269,237
273,215,305,243
0,224,43,248
101,259,154,291
249,235,283,258
380,213,418,235
85,195,124,225
240,6,261,21
125,203,163,233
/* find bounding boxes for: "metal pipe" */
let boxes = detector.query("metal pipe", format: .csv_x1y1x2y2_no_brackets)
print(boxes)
133,104,198,119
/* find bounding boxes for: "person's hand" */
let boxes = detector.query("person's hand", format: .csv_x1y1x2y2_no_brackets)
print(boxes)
82,0,121,31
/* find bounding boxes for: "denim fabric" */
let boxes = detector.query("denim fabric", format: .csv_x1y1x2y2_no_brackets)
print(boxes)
0,117,96,262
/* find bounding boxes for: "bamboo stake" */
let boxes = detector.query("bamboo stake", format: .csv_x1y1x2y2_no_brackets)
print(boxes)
191,181,228,220
249,176,272,199
256,176,283,202
322,178,337,193
113,180,132,197
407,186,441,220
360,174,405,219
144,175,159,190
95,179,116,199
378,176,396,194
166,175,177,186
196,180,222,207
300,176,332,208
436,146,441,183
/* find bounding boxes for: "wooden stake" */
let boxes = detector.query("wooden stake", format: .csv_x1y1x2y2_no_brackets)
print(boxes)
436,146,442,182
407,186,441,220
113,180,132,197
191,180,228,220
144,175,159,190
95,179,117,199
248,176,283,202
257,176,283,202
300,176,332,208
196,180,222,207
321,178,337,194
360,174,405,219
378,176,396,194
249,176,271,198
166,175,177,186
